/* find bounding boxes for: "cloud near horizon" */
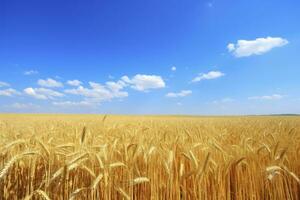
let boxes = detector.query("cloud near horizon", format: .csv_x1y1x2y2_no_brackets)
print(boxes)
248,94,284,100
62,74,165,105
65,81,128,103
52,101,95,107
0,73,166,110
212,98,235,104
0,81,10,87
24,87,64,100
0,88,20,97
166,90,192,98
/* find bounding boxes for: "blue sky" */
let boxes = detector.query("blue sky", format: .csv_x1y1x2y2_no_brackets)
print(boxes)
0,0,300,114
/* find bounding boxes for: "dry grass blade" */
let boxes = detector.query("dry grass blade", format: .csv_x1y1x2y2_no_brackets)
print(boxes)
67,153,88,165
282,166,300,184
273,142,280,158
69,187,88,200
168,150,174,164
24,189,50,200
132,177,150,185
148,146,156,156
81,126,87,144
287,171,300,184
211,141,225,153
276,148,287,161
96,154,105,169
102,115,108,123
37,139,50,157
34,190,51,200
50,158,88,183
0,151,38,179
109,162,126,169
81,165,96,178
189,150,198,169
266,166,282,172
266,165,300,184
115,187,131,200
179,162,185,178
196,152,210,179
55,143,75,149
91,173,104,189
2,139,26,152
235,157,246,166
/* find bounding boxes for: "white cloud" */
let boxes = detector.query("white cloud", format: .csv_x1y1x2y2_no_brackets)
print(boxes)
192,71,225,82
53,101,95,107
64,74,164,103
105,80,127,92
67,80,82,86
227,37,288,57
227,43,235,51
24,87,64,100
108,75,114,79
121,76,131,83
10,103,40,109
212,98,235,104
65,80,128,103
0,88,20,97
24,70,38,75
38,78,63,88
166,90,192,98
248,94,284,100
0,81,10,87
121,74,165,91
171,66,176,71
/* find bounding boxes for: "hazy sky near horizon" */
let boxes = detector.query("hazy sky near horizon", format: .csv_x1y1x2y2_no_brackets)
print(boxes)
1,0,300,115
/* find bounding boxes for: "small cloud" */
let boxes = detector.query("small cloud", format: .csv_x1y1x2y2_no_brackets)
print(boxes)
227,37,288,57
24,70,38,75
177,102,182,106
248,94,284,100
0,81,10,87
53,101,95,107
108,75,115,79
166,90,192,98
10,103,40,109
55,75,62,79
121,74,165,91
0,88,21,97
171,66,176,71
212,98,235,104
192,71,225,83
38,78,63,88
221,98,234,102
24,87,64,100
227,43,235,52
66,80,82,87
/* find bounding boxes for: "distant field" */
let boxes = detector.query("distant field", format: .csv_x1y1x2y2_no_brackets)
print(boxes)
0,114,299,199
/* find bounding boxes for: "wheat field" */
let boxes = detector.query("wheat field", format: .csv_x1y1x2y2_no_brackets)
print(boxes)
0,114,299,200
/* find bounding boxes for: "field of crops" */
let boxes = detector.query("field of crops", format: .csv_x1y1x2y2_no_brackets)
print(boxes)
0,114,299,199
